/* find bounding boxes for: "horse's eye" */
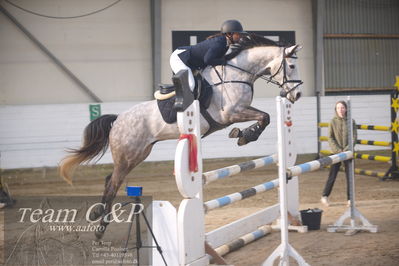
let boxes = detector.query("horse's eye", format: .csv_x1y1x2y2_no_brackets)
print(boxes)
289,65,295,69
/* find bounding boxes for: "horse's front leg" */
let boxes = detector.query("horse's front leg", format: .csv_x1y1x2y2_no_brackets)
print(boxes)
228,106,270,146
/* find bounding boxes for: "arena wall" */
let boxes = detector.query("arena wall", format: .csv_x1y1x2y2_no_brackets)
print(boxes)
0,95,390,169
0,0,314,105
0,0,152,104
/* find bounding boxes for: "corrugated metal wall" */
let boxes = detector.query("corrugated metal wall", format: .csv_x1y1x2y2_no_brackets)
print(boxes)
324,0,399,92
325,0,399,34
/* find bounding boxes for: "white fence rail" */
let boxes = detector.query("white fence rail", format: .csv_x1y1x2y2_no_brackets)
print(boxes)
0,95,390,169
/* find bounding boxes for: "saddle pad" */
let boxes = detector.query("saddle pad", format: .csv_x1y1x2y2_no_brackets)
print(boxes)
157,80,213,124
157,96,177,124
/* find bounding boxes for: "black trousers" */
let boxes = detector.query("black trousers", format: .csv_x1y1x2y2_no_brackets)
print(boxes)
322,160,351,200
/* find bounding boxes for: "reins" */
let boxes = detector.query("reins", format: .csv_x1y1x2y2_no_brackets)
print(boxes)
211,47,303,98
212,66,253,91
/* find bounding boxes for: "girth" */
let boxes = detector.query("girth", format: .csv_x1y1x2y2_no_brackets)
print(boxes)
199,103,226,138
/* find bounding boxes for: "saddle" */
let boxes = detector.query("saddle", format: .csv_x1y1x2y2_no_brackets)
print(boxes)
156,74,213,124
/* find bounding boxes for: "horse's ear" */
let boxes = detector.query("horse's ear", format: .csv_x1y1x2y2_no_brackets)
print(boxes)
285,45,302,57
294,45,303,52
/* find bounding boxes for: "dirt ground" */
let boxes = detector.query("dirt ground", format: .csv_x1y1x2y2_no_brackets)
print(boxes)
1,152,399,266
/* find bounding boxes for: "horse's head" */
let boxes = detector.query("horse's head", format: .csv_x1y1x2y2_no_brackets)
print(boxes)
223,34,303,103
265,45,303,103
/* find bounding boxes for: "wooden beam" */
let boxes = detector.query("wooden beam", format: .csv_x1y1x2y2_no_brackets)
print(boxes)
324,34,399,39
325,87,392,92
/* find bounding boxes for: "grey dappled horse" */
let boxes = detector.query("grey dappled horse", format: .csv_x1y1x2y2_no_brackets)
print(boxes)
60,34,303,238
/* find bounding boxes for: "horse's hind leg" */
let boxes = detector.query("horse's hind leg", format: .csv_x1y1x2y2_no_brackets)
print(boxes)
89,173,112,221
94,144,154,239
94,166,129,239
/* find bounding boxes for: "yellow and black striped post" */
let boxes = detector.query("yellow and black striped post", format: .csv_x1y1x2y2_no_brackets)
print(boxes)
318,77,399,180
384,76,399,180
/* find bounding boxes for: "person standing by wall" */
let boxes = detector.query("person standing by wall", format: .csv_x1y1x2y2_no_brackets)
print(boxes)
321,100,357,207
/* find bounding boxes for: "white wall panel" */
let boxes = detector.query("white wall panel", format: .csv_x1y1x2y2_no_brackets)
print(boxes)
319,95,391,152
0,96,391,169
0,0,152,104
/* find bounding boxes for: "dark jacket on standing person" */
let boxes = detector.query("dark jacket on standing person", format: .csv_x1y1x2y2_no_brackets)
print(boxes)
328,115,357,154
178,35,228,70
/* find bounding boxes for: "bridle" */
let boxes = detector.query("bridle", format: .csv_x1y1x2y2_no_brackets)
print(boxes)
212,47,303,100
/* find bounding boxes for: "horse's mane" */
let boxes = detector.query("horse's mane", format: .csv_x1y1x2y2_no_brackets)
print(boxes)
226,33,285,60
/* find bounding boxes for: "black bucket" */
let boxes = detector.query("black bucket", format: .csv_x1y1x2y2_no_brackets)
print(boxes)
300,208,323,230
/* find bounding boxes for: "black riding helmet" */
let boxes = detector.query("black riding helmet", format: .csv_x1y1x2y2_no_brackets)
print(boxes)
221,19,244,33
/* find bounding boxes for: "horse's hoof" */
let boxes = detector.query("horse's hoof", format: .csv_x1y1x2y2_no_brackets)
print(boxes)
95,230,104,239
89,205,104,221
229,128,242,138
237,137,248,146
89,212,99,221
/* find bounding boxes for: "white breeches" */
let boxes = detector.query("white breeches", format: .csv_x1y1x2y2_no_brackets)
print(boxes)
170,49,195,91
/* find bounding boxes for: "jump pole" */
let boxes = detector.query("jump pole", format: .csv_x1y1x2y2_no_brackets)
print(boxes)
203,154,278,185
327,96,378,234
263,96,309,266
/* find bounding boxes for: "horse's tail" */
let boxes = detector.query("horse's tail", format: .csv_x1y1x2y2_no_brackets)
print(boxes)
59,114,118,184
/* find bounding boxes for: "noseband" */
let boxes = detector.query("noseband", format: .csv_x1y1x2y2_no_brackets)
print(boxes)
270,49,303,98
213,47,303,100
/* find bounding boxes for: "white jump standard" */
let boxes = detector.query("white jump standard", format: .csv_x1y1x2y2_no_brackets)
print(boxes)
263,96,378,266
327,98,378,234
173,70,207,265
170,70,302,265
263,96,309,266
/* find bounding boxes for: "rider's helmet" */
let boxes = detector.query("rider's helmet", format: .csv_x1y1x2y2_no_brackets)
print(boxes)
220,20,244,34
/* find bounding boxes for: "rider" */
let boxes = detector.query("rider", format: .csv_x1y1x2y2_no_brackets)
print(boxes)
169,19,245,92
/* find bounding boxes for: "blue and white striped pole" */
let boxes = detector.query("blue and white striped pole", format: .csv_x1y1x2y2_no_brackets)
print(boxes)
203,154,278,185
214,225,272,256
204,179,279,211
287,151,353,177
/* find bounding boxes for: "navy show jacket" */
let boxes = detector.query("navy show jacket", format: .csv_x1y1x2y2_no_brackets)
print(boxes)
178,35,228,70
